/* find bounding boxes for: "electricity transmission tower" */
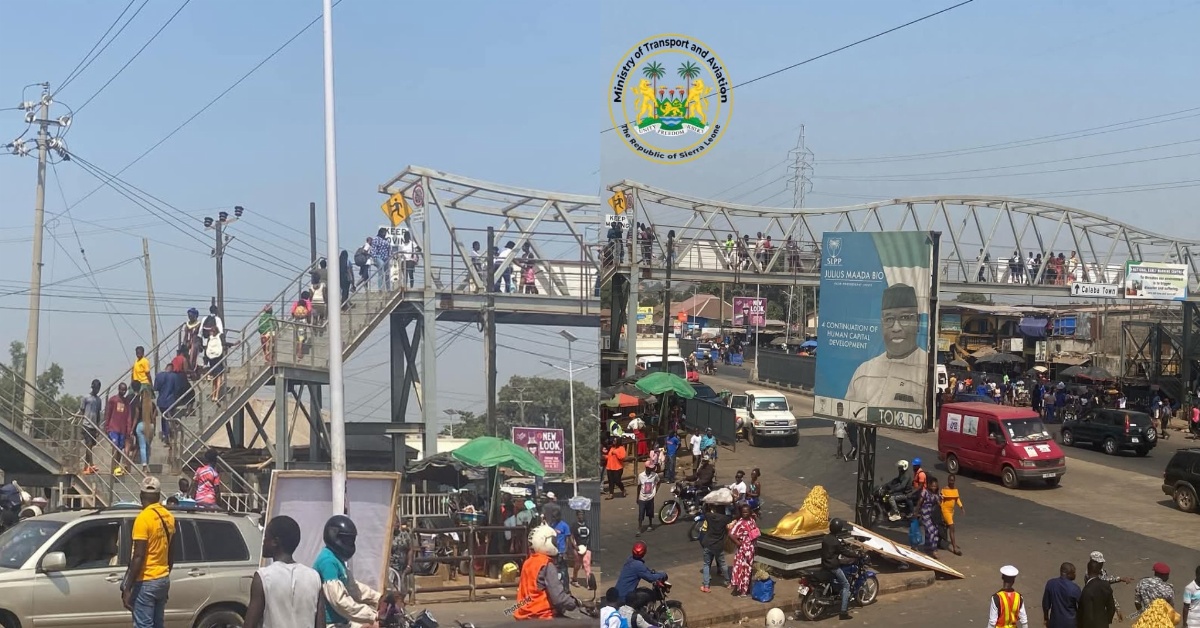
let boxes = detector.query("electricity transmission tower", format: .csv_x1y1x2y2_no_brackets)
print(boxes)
787,125,815,210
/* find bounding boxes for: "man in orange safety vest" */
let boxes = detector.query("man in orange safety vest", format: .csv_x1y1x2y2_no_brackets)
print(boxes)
988,565,1029,628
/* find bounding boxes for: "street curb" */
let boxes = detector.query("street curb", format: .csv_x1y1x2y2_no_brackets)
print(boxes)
686,571,935,627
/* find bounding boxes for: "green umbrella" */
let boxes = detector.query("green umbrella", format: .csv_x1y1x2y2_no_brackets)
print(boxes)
451,436,547,477
635,371,696,399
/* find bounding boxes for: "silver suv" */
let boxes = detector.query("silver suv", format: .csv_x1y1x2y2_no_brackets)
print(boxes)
0,505,262,628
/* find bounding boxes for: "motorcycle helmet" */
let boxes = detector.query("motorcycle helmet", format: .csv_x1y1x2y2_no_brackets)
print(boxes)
912,457,923,467
323,515,358,561
897,459,910,472
631,540,647,559
766,608,786,627
829,518,847,534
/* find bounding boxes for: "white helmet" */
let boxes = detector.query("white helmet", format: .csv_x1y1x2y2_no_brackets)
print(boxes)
766,608,786,627
897,460,910,472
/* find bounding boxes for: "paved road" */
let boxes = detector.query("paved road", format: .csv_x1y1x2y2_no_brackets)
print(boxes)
600,368,1200,625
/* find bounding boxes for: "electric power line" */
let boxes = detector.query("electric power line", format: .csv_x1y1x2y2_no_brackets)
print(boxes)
56,0,150,94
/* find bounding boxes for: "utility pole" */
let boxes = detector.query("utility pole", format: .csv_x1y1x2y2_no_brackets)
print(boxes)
660,231,676,371
484,226,498,436
203,207,242,319
309,201,318,264
8,83,70,422
507,386,532,425
142,239,161,373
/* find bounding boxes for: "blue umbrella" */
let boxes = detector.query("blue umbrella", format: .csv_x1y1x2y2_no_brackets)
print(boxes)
799,340,817,349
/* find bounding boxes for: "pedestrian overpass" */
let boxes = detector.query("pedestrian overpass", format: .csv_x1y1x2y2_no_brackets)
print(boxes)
1,166,601,509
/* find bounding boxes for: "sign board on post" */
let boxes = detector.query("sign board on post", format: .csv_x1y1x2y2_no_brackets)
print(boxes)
380,192,411,227
732,297,766,328
605,215,630,228
813,232,935,432
512,427,565,475
1123,261,1189,301
636,306,655,324
608,192,628,214
1070,283,1120,298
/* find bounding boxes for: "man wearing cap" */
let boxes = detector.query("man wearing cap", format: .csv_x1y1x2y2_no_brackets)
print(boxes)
1090,551,1131,621
845,283,927,414
987,565,1028,628
1132,563,1176,621
122,477,176,628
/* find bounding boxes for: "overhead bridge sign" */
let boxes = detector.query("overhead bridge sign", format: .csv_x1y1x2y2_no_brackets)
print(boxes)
1071,283,1120,298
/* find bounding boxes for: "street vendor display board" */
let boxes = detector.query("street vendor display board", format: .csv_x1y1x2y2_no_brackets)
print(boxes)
264,470,401,592
813,232,937,432
847,522,964,579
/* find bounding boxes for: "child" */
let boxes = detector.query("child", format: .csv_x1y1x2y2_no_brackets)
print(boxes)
940,473,965,556
600,587,624,628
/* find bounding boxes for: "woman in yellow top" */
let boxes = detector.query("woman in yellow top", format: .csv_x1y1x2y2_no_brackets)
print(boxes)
940,474,965,556
1131,597,1181,628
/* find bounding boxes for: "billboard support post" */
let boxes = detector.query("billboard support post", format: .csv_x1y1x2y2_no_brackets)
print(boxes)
854,426,876,527
927,232,942,432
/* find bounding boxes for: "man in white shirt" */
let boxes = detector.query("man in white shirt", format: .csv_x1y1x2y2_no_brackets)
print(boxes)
689,432,703,469
635,464,659,536
728,470,748,505
244,515,323,628
1183,565,1200,628
600,587,623,628
497,242,515,292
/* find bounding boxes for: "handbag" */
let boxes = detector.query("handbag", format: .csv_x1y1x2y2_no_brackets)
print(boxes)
908,517,924,547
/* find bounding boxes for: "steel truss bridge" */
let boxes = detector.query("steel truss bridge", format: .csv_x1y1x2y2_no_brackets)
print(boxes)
2,166,600,508
602,180,1200,389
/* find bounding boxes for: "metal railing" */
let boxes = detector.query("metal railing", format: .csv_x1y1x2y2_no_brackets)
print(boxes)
411,525,531,603
399,491,455,521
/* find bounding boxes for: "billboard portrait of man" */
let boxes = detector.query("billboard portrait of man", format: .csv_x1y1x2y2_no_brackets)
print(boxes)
844,283,926,410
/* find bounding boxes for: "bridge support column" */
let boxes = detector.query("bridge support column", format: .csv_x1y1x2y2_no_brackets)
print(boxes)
389,306,424,457
275,377,290,470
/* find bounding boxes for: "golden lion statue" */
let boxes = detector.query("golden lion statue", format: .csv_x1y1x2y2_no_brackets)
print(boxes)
767,485,830,537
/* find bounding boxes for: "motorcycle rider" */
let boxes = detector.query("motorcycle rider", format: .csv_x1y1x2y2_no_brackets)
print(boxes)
514,524,592,620
615,541,667,602
883,460,915,522
683,455,716,491
705,352,715,375
312,515,382,628
818,518,860,621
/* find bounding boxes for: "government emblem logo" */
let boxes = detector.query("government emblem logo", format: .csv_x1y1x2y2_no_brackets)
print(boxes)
608,34,733,165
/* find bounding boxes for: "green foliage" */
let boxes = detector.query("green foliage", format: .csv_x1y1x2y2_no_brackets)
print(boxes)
443,375,600,479
953,292,993,305
0,342,76,437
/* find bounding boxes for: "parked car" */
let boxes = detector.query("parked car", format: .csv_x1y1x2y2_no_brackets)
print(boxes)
937,402,1066,489
1161,448,1200,513
0,505,262,628
1060,408,1157,456
690,383,721,405
743,389,799,447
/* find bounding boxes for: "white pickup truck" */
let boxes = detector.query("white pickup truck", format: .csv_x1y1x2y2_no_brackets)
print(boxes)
742,389,800,447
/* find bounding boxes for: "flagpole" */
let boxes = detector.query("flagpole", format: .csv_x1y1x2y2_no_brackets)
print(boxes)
321,0,348,516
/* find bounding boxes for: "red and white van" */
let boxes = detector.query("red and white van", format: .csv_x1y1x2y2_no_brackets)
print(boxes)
937,402,1066,489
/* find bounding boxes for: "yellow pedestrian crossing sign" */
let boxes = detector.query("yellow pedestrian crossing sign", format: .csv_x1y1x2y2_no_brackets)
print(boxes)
381,192,411,226
608,192,628,214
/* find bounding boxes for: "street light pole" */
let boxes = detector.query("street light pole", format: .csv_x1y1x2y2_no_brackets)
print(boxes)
542,329,586,497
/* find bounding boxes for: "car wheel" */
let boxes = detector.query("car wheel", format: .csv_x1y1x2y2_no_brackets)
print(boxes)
1060,430,1075,446
0,611,18,628
945,454,960,474
1001,466,1019,489
195,608,244,628
786,435,799,447
1103,437,1117,455
1174,485,1198,513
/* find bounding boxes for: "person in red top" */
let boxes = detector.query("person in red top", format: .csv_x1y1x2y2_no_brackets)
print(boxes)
192,450,222,508
104,383,132,468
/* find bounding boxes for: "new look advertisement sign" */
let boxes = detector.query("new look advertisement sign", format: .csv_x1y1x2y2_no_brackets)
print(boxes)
813,232,936,432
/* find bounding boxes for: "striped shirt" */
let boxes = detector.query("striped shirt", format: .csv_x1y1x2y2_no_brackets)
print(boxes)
193,464,220,505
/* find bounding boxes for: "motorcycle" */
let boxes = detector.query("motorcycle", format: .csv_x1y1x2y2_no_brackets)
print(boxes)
687,511,705,542
795,553,879,621
863,484,915,529
704,360,717,376
658,483,709,525
640,579,687,628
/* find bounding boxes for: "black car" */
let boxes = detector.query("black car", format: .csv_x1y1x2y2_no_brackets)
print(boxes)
1060,408,1157,456
1161,448,1200,513
690,383,721,404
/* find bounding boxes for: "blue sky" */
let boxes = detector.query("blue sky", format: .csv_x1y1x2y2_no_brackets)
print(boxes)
601,0,1200,235
0,0,598,426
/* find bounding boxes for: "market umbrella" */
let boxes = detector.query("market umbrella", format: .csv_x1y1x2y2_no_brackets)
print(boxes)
452,436,547,477
601,379,652,399
1059,365,1086,378
974,353,1024,366
406,451,485,486
800,340,818,349
635,371,696,399
1075,366,1114,381
1026,366,1048,375
948,359,970,369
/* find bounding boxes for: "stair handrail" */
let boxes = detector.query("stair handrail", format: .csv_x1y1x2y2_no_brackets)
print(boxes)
98,321,188,403
169,413,266,511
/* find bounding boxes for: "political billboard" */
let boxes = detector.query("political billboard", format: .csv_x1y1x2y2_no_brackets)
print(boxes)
1122,261,1188,301
512,427,565,474
732,297,766,328
813,232,936,432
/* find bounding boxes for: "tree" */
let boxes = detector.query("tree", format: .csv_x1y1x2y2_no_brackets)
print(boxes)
641,61,665,97
496,375,599,479
677,61,701,100
0,341,78,437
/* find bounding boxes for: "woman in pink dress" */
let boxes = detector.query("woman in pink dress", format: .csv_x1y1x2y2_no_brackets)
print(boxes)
728,503,761,596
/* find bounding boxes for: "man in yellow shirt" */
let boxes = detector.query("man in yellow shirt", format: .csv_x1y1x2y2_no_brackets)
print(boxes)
122,476,175,628
132,346,152,390
131,346,154,442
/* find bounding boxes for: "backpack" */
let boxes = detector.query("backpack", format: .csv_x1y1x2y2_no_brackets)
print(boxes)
354,249,369,266
204,334,223,360
601,608,629,628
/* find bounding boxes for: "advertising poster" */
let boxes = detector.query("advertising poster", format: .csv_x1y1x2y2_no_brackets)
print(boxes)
813,232,936,432
512,427,565,474
1123,261,1189,301
732,297,766,328
636,306,655,324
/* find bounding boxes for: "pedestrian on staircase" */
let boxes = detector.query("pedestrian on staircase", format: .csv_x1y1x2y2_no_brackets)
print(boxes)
192,450,222,509
105,383,133,474
370,228,393,291
154,363,183,445
338,250,352,309
79,379,103,475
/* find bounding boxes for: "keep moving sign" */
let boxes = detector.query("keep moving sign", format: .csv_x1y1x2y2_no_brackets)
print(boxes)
813,232,936,432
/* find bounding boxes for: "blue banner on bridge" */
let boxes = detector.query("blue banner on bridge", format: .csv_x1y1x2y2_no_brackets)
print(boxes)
813,232,935,432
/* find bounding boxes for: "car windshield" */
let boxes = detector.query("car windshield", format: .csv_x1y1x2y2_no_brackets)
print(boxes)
754,397,788,412
1003,418,1050,442
0,518,63,569
692,385,717,399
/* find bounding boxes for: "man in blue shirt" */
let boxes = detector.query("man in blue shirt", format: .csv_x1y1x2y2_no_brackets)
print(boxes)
616,541,666,601
543,502,573,592
153,363,183,443
313,515,381,627
664,432,681,483
699,428,716,460
1042,562,1081,628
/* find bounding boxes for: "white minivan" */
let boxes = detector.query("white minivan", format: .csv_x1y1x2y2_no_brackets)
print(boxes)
744,389,799,447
